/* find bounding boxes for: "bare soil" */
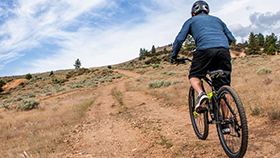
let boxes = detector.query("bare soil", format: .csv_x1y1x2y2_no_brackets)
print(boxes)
1,55,280,157
59,69,280,158
2,79,27,92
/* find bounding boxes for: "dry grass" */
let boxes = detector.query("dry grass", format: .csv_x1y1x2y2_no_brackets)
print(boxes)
0,54,280,157
0,90,95,157
232,56,280,117
128,55,280,118
0,68,123,157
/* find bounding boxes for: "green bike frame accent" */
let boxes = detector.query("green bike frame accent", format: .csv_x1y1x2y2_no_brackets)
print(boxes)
207,92,213,99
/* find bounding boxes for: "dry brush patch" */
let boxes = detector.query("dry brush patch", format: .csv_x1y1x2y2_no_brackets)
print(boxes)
122,55,280,157
1,54,280,157
232,56,280,119
0,68,124,157
0,91,95,157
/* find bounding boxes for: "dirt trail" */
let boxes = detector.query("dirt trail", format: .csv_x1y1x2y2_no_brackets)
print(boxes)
2,79,27,92
66,70,280,158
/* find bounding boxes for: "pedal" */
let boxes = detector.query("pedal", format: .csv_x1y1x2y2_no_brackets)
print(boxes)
209,120,220,124
196,107,208,113
210,120,216,124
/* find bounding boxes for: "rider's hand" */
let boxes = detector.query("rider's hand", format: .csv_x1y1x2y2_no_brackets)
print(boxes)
170,59,176,65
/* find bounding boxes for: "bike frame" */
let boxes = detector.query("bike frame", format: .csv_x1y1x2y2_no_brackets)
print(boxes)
182,57,247,157
177,57,239,126
201,76,239,126
201,77,222,124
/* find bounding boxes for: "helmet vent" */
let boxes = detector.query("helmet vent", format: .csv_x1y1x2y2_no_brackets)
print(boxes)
191,1,210,16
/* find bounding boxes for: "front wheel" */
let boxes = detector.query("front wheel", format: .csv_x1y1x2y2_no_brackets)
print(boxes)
216,86,248,158
188,86,209,140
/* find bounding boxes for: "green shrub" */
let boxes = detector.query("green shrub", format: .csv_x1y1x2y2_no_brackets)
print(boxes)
116,75,123,79
163,71,177,76
141,65,149,68
136,70,146,75
99,78,105,83
145,56,161,65
52,78,69,84
152,64,160,69
257,67,272,75
67,82,84,88
25,73,33,80
267,109,280,120
18,99,40,111
49,71,54,77
163,80,172,87
173,80,183,84
16,97,23,102
28,93,36,98
0,80,6,92
148,80,164,88
105,78,113,82
66,68,89,79
3,99,13,103
108,69,114,73
56,87,66,93
250,106,260,116
19,82,25,86
44,93,52,96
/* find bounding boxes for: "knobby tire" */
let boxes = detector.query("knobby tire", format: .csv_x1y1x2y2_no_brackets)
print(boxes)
188,86,209,140
216,86,248,158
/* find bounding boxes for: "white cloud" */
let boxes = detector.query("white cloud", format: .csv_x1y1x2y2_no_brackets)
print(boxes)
1,0,280,76
213,0,280,40
0,0,107,75
14,1,189,75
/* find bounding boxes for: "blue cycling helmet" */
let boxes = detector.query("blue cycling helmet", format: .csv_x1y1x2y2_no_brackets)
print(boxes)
191,1,209,16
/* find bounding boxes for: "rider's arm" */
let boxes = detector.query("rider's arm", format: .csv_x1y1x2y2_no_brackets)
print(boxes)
222,21,234,44
171,19,191,61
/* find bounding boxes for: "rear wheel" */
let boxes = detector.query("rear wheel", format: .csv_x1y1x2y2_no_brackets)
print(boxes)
216,86,248,158
188,86,209,140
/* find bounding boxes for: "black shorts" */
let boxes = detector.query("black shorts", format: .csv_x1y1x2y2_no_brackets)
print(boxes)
189,48,232,90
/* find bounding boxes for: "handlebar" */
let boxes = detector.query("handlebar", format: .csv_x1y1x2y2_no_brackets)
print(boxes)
176,58,192,66
174,56,225,79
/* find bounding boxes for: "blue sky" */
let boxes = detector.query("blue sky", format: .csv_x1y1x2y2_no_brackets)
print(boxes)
0,0,280,77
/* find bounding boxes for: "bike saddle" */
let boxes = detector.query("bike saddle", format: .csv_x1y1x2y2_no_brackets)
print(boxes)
208,70,224,78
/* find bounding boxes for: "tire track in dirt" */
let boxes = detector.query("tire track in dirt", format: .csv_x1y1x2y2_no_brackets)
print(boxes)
64,69,221,157
66,69,280,158
66,75,151,157
65,70,227,157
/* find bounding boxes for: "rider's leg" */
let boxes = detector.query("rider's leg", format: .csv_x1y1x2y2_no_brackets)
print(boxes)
221,94,230,119
212,48,231,121
189,77,203,94
190,77,209,111
221,93,230,134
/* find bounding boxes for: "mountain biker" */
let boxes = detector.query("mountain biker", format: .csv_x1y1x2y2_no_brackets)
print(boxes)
170,1,234,133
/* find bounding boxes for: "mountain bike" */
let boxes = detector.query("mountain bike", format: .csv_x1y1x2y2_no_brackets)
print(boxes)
176,58,248,158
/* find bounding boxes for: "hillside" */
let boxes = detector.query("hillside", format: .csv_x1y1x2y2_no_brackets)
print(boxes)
0,51,280,157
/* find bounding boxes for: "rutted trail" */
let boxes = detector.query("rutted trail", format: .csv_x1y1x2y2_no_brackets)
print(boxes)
66,69,280,158
66,70,200,157
67,80,149,157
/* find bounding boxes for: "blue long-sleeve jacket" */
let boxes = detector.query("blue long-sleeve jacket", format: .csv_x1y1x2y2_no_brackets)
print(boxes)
171,13,234,60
